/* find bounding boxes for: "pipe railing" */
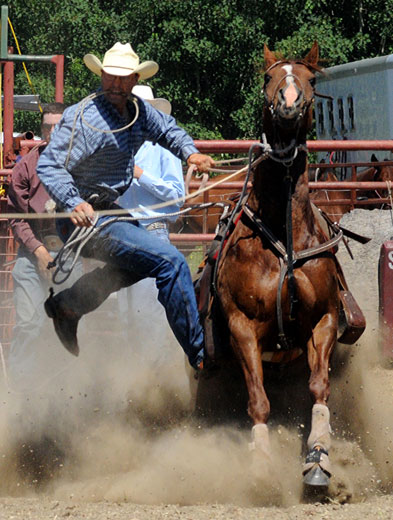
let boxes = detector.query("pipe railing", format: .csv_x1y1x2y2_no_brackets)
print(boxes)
2,141,393,244
194,139,393,153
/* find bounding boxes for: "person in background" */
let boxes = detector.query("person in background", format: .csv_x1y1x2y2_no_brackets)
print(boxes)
6,102,83,390
117,85,185,363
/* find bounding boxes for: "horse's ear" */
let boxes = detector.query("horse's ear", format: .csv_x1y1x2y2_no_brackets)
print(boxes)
371,153,378,162
264,43,278,70
304,41,319,67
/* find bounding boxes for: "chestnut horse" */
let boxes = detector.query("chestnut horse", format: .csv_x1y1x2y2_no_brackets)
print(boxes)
356,155,393,208
310,157,393,222
310,169,353,222
215,43,342,488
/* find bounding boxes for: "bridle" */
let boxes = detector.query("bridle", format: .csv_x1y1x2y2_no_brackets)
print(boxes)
260,61,319,348
263,61,316,124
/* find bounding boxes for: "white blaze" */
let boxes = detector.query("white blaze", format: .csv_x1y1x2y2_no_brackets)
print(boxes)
283,64,294,84
282,64,297,107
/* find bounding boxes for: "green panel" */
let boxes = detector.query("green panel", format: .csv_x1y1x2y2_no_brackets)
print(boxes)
0,5,8,60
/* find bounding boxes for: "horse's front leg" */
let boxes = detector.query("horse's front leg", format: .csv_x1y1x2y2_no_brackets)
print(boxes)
229,316,271,459
303,311,337,487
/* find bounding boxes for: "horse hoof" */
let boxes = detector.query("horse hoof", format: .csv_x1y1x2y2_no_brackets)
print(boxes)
303,465,330,487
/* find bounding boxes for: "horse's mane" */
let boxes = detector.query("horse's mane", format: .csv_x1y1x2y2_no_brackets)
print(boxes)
262,51,324,74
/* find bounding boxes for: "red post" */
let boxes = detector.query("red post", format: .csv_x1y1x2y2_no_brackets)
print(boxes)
51,55,64,103
378,241,393,361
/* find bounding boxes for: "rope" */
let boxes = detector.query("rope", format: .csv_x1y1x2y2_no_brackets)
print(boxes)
65,91,140,169
184,164,209,197
386,180,393,227
51,199,231,284
1,159,256,221
211,140,271,293
8,17,43,113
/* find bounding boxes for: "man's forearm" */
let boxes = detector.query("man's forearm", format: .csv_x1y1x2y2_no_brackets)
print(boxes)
10,220,43,254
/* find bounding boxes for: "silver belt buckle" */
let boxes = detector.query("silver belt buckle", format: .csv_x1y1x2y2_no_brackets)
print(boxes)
146,221,167,232
43,234,63,252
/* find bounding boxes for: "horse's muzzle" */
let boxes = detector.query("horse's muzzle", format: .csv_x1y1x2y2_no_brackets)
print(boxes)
275,88,305,127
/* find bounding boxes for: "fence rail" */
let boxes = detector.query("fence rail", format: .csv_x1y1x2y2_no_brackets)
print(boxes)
2,140,393,349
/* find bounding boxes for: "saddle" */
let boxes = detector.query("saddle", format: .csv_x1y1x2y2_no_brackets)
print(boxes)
312,205,366,345
194,203,367,363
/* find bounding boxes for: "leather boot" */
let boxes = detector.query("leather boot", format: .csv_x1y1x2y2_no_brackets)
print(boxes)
44,289,80,356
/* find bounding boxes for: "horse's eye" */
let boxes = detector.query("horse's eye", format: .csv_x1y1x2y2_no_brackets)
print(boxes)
309,77,316,88
264,74,272,86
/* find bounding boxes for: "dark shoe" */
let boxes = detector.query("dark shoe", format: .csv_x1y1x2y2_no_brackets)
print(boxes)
193,354,219,380
44,289,80,356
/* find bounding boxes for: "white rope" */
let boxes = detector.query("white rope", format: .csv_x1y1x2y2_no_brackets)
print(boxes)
65,91,140,169
1,158,261,221
385,180,393,227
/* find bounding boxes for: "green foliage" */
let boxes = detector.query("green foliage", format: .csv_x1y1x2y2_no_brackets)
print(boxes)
4,0,393,138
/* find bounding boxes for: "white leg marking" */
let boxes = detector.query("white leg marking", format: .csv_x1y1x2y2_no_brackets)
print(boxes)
249,423,271,457
307,403,332,451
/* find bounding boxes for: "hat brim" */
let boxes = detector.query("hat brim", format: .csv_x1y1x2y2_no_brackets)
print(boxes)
148,98,172,115
84,54,159,80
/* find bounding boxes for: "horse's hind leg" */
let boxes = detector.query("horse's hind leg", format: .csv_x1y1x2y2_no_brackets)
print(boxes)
303,312,337,488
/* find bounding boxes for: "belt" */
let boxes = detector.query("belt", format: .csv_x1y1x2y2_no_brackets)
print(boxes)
42,234,64,252
145,221,168,232
91,200,117,210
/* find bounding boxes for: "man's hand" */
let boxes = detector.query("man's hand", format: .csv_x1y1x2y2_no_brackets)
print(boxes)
187,153,215,173
34,245,54,281
71,202,95,227
133,165,144,179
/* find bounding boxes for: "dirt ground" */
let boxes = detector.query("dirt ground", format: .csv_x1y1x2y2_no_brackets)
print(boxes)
0,209,392,519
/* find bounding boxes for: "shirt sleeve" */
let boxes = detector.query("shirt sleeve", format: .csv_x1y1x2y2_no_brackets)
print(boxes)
37,105,94,211
140,100,199,161
136,146,185,208
7,155,44,253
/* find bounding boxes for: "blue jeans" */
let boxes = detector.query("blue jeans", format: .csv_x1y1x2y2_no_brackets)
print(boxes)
117,226,177,364
9,250,83,390
57,217,204,368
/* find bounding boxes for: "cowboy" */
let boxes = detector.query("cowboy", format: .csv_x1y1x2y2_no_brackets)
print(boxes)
37,42,214,371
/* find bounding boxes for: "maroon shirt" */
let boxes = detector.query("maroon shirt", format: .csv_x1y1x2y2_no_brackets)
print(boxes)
7,145,57,254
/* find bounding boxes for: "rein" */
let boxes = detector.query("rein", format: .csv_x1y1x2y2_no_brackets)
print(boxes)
211,140,271,295
242,199,343,350
284,172,297,323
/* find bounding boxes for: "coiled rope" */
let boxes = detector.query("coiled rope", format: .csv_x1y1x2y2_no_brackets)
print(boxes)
51,199,232,284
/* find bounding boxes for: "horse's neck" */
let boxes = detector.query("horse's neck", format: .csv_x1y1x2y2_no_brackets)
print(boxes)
263,116,309,151
249,154,314,238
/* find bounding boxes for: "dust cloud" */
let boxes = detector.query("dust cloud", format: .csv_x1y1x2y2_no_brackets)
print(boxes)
0,209,392,507
0,313,390,507
0,305,304,507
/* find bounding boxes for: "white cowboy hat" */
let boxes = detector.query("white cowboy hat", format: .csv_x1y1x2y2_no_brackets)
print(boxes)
83,42,158,80
132,85,172,115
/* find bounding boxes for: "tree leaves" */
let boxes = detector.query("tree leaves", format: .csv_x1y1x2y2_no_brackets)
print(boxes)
6,0,393,138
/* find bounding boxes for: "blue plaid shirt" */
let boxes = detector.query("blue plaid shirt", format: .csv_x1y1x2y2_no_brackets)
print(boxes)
37,92,198,212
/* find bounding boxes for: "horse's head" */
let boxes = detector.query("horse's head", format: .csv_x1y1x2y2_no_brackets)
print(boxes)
263,42,320,138
370,154,393,183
